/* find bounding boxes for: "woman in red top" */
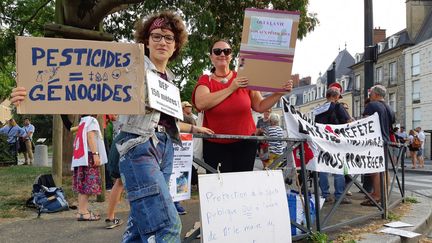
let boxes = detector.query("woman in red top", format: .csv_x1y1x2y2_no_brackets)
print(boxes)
192,39,293,172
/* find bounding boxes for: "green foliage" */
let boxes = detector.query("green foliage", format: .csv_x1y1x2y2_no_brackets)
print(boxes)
308,231,330,243
0,0,55,102
1,0,318,103
102,0,319,101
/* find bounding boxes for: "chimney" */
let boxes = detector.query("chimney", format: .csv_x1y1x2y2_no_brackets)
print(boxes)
299,76,311,86
291,74,300,88
406,0,432,40
373,27,386,44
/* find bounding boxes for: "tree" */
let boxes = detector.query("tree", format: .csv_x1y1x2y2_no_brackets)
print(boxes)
1,0,319,102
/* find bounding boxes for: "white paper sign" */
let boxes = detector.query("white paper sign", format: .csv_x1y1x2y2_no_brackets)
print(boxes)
146,70,183,120
198,170,292,243
384,221,414,228
283,98,385,175
380,228,421,238
169,133,193,202
248,16,292,48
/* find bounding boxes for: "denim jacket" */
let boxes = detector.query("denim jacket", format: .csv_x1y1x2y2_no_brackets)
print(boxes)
117,56,180,157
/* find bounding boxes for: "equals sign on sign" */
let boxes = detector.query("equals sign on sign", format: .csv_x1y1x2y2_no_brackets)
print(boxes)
69,72,83,82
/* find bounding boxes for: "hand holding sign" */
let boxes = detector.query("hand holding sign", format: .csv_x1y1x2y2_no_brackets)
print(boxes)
10,87,27,106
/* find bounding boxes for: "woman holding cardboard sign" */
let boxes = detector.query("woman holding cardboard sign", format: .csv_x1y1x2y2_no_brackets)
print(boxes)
192,39,293,173
12,11,213,243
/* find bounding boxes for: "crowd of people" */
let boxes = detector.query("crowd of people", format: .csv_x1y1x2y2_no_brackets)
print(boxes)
5,9,428,243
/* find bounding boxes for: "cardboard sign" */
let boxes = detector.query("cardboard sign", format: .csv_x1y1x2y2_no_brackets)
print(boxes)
198,170,292,243
238,8,300,92
282,98,385,175
15,36,146,114
146,71,183,120
170,133,193,202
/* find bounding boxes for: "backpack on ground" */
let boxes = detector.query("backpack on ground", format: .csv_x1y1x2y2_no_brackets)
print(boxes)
412,135,422,149
25,174,69,216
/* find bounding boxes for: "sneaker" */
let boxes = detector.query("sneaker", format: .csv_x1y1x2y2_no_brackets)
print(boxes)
174,202,187,215
105,218,124,229
346,191,353,196
339,197,352,204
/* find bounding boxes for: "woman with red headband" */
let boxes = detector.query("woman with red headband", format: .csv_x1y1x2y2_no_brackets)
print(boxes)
192,39,293,173
11,11,213,242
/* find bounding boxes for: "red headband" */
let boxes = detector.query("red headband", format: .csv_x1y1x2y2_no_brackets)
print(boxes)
149,18,172,33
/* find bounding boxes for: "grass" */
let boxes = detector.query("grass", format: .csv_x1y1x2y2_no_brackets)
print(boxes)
387,211,401,221
0,166,51,218
308,231,330,243
405,196,419,203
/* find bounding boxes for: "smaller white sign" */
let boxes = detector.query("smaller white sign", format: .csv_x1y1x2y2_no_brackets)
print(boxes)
384,221,414,228
199,170,291,243
380,228,421,238
146,70,183,120
169,133,193,202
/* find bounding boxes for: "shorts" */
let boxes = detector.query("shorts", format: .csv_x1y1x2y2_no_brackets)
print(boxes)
417,148,423,157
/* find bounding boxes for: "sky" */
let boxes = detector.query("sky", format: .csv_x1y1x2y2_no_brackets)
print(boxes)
292,0,407,82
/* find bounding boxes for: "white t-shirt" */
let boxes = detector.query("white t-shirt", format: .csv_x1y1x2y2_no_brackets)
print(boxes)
418,131,426,149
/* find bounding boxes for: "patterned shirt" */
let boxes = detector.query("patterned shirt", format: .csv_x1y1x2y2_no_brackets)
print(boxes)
264,125,285,155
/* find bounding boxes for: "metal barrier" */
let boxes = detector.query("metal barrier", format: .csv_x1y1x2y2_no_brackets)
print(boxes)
182,134,406,242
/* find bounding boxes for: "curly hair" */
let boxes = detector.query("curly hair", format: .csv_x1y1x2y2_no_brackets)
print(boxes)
134,11,188,61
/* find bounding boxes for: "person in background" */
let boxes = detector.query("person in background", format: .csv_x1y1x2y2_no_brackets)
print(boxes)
182,101,196,126
408,129,419,169
313,87,352,204
192,39,293,173
22,118,35,165
361,85,395,206
0,119,26,162
262,113,285,168
396,126,407,144
72,115,107,221
415,127,425,168
103,114,117,190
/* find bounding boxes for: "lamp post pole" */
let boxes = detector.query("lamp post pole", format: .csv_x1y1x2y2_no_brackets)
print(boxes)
364,0,374,99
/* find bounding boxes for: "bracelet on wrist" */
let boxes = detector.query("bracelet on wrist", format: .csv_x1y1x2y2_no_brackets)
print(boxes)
92,152,99,156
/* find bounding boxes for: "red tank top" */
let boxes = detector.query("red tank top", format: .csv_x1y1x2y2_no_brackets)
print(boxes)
192,72,256,143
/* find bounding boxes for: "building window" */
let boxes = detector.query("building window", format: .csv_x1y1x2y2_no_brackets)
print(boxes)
377,42,386,53
388,36,399,49
412,52,420,76
412,80,420,103
303,93,308,103
413,107,421,128
389,93,396,112
290,96,296,106
355,75,361,91
389,62,397,85
375,67,383,83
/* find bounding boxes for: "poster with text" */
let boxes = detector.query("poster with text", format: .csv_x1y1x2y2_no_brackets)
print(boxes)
237,8,299,92
15,36,146,114
282,98,385,175
199,170,291,243
170,133,193,202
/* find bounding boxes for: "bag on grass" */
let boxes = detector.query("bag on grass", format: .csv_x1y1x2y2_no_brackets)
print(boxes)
32,184,69,216
25,174,69,216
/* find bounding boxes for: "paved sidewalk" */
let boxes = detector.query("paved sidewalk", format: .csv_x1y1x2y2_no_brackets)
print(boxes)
1,157,430,242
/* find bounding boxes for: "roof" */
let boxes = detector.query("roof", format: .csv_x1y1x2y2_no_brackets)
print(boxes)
415,10,432,43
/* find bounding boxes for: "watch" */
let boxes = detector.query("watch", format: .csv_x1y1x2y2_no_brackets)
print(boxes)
92,152,100,156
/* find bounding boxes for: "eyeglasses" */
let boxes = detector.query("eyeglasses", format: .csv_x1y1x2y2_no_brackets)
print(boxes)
150,33,175,44
212,48,232,56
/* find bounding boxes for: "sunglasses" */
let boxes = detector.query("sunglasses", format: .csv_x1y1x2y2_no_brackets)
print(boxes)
212,48,232,56
150,33,175,44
